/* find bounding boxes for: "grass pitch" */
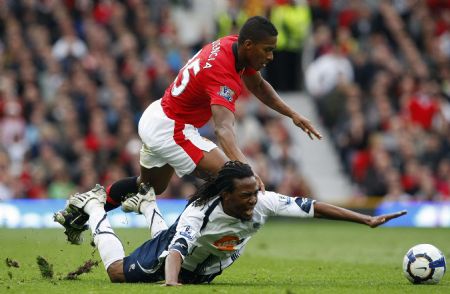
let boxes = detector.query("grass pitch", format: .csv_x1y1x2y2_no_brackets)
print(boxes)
1,219,448,293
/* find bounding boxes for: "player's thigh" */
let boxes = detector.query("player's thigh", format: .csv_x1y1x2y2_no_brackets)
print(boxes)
195,147,228,176
139,164,174,195
162,128,222,177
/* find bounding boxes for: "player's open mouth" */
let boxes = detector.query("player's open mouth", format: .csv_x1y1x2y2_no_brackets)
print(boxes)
242,210,253,220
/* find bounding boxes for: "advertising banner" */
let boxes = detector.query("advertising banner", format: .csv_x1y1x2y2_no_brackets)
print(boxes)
2,199,449,228
0,199,187,228
375,201,450,227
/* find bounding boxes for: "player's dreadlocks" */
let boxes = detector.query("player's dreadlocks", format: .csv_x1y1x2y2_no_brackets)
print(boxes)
192,161,254,207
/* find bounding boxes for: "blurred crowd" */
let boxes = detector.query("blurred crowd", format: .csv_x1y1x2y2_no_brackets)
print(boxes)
2,0,448,203
0,0,312,200
305,0,450,202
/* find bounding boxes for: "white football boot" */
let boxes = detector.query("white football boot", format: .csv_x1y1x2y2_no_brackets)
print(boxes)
53,184,106,245
69,184,106,211
121,183,156,213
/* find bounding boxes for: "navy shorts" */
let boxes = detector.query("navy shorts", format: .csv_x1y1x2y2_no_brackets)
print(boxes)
123,223,176,283
123,222,222,284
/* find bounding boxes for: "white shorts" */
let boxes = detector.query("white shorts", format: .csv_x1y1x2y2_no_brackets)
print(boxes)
138,99,217,177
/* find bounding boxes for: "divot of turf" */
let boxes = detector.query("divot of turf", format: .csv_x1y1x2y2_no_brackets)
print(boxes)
65,259,99,280
5,258,20,268
36,256,54,279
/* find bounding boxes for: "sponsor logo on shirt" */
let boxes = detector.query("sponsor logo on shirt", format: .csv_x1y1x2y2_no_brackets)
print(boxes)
218,86,235,102
213,235,243,251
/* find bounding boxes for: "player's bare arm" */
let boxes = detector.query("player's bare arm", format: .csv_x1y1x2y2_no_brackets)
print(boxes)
211,105,247,163
243,73,322,140
211,105,265,191
164,250,183,286
313,202,407,228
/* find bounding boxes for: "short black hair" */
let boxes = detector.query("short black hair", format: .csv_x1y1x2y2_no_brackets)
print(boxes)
238,16,278,45
192,161,255,207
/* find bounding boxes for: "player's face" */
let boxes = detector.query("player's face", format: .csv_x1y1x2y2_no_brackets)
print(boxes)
222,176,259,221
244,36,277,71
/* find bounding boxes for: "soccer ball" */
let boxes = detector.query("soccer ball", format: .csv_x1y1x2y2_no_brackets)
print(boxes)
403,244,446,284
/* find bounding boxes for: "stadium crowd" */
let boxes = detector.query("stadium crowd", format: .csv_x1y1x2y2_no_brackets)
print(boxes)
0,0,311,200
1,0,449,203
305,0,450,201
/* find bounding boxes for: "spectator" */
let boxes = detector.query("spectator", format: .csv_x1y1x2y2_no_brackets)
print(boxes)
306,1,450,201
266,0,312,91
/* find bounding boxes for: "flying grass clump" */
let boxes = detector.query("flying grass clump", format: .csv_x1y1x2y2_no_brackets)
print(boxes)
36,256,54,279
65,259,99,280
5,258,20,268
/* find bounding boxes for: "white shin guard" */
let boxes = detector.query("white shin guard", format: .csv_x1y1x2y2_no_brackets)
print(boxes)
86,201,125,270
94,231,125,270
140,200,168,238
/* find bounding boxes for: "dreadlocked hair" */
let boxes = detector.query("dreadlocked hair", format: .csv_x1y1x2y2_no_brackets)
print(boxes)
192,161,254,207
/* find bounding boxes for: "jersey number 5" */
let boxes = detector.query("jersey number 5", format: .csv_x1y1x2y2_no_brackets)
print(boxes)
171,50,202,96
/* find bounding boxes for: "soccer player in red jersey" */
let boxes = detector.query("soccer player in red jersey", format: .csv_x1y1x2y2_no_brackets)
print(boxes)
54,16,322,244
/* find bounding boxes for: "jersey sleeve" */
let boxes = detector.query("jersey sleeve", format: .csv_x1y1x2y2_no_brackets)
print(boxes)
257,191,316,218
205,79,239,113
166,204,204,260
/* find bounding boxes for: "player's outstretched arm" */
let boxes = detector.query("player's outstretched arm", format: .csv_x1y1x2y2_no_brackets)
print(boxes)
164,250,183,286
243,73,322,140
211,105,265,191
313,201,407,228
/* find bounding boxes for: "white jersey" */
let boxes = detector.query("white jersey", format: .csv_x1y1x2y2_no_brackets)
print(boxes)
161,191,315,275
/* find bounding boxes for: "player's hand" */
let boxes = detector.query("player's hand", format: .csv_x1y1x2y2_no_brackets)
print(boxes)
254,174,265,193
367,210,407,228
291,113,322,140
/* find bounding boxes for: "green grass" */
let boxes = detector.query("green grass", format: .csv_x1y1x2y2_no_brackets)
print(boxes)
1,219,449,293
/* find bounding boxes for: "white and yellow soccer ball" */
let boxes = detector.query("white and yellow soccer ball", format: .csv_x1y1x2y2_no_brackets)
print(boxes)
403,244,446,284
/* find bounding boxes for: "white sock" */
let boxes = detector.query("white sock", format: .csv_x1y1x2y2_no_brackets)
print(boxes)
85,200,125,270
140,200,168,238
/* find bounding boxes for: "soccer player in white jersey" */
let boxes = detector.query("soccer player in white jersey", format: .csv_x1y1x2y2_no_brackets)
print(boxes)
66,161,406,285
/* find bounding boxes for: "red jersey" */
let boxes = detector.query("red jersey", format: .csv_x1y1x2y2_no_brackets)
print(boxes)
161,35,256,128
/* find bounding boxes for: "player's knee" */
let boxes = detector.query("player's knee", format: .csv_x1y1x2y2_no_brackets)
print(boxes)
107,260,126,283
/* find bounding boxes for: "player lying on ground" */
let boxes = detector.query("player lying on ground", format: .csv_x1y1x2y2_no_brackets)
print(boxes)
54,15,322,245
64,161,407,285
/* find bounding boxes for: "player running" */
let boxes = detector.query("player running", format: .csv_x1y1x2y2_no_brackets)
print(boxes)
54,16,322,244
64,161,406,285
